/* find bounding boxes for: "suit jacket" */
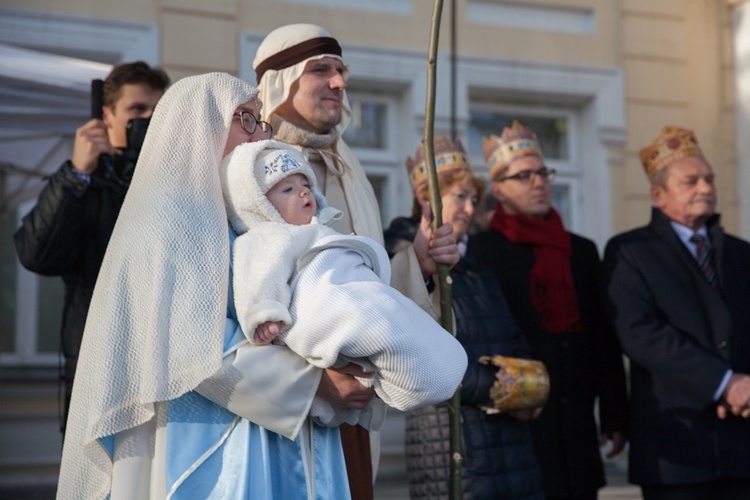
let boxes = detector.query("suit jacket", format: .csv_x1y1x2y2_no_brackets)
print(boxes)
602,207,750,485
475,228,629,498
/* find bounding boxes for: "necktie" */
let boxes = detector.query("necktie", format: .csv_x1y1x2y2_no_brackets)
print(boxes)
690,234,719,290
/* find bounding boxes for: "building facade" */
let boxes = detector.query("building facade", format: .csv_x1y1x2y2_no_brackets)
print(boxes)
1,0,748,491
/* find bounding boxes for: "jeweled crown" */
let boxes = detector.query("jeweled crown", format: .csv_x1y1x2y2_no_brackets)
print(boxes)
483,120,544,181
639,125,704,181
406,137,472,192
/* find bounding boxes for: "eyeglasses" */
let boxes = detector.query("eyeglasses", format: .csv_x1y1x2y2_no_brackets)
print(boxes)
233,111,273,138
497,167,556,184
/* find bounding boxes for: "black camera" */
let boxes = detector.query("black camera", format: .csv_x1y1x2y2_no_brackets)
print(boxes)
126,117,149,154
106,117,149,182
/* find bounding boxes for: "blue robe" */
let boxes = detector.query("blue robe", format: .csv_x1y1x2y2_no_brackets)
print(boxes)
97,231,351,499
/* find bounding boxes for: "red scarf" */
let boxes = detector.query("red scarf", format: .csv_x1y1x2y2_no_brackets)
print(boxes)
489,206,582,334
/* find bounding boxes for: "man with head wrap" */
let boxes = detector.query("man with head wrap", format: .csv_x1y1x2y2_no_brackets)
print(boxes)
57,73,366,500
253,24,460,497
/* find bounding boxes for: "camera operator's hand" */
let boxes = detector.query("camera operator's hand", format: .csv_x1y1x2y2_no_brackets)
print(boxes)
71,119,121,175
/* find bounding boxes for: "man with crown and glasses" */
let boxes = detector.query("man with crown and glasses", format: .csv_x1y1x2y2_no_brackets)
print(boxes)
602,126,750,500
252,24,460,498
474,121,629,500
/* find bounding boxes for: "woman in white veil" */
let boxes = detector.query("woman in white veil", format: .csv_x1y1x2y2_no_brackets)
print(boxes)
57,72,363,500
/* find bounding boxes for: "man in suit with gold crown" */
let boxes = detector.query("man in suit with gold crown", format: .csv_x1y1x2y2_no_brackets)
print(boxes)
602,125,750,500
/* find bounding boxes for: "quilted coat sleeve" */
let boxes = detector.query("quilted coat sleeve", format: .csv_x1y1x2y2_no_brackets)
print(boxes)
14,161,92,276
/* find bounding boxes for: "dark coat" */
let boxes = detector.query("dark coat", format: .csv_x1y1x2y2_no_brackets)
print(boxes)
14,158,133,382
385,217,543,500
601,208,750,485
474,227,629,498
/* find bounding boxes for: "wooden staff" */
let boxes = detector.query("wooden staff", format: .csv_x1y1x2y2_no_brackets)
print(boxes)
423,1,462,498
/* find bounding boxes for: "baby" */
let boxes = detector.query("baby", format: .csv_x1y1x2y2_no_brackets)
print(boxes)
220,140,467,426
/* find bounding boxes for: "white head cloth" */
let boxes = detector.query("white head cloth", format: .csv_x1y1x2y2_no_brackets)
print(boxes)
253,24,383,243
253,23,350,130
58,72,260,499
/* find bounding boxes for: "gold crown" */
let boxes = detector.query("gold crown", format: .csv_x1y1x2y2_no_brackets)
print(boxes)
639,125,704,181
406,137,472,192
483,121,543,181
479,355,550,412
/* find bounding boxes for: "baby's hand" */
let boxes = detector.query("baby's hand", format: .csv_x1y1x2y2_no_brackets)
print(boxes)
254,321,283,344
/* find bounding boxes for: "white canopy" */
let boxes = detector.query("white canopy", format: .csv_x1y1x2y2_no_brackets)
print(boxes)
0,43,111,93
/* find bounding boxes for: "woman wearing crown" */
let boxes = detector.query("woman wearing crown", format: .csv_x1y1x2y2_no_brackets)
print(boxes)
384,136,545,499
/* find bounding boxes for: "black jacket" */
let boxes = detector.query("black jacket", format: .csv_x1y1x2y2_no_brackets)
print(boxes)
474,227,629,498
14,158,133,381
602,208,750,485
385,217,543,500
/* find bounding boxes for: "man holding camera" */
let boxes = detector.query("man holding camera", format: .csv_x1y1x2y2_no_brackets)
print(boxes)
14,61,169,435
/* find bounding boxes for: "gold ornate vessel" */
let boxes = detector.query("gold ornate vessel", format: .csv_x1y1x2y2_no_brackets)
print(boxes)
478,355,550,412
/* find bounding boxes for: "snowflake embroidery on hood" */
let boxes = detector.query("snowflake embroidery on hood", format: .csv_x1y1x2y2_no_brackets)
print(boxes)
265,153,302,177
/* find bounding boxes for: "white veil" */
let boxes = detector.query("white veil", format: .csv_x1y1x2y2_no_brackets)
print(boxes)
57,72,260,499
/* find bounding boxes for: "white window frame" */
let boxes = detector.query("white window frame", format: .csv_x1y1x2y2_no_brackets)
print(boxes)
363,164,402,228
2,201,59,367
344,91,400,162
459,56,626,248
343,89,407,225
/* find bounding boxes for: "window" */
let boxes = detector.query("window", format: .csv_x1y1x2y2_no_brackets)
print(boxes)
1,202,62,366
551,183,573,230
342,92,398,159
343,91,408,227
468,111,570,161
343,99,388,150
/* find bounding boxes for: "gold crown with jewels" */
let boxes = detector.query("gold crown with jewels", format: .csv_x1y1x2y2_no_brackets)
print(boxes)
483,120,544,181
